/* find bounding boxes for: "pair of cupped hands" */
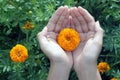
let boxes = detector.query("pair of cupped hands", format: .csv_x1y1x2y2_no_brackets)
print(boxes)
37,6,104,70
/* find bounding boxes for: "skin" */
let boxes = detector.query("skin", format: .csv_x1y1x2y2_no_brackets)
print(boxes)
70,7,103,80
37,6,72,80
37,6,103,80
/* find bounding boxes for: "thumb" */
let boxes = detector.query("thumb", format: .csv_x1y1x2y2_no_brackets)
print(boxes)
37,27,47,37
93,21,104,58
94,21,104,45
37,27,49,47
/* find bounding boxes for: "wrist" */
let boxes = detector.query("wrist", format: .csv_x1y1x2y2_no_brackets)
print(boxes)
47,61,71,80
51,60,72,70
50,56,73,69
74,57,97,73
74,59,101,80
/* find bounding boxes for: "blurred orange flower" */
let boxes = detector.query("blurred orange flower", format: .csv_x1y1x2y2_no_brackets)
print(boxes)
10,44,28,62
23,21,34,30
97,62,110,73
111,78,117,80
57,28,80,51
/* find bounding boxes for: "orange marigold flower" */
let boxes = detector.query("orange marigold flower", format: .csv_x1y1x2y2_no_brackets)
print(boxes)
57,28,80,51
23,21,34,30
97,62,110,73
111,78,117,80
10,44,28,62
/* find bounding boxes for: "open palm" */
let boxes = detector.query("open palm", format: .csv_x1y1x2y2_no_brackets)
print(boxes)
70,7,104,65
37,6,73,66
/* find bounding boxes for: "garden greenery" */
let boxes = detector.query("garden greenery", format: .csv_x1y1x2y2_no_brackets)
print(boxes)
0,0,120,80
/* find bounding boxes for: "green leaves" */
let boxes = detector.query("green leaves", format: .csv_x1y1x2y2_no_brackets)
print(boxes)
0,0,120,80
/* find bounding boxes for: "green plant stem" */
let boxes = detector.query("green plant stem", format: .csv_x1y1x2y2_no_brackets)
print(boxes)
112,60,120,67
26,31,29,42
15,63,21,77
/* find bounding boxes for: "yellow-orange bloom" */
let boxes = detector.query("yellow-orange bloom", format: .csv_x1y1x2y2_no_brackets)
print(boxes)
23,21,34,30
57,28,80,51
111,78,117,80
10,44,28,62
97,62,110,73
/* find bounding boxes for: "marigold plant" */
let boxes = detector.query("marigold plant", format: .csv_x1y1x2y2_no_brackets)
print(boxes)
57,28,80,51
23,21,34,30
97,62,110,73
10,44,28,62
111,78,117,80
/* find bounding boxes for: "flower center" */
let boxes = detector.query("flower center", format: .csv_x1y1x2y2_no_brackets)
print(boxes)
16,51,21,57
66,36,71,41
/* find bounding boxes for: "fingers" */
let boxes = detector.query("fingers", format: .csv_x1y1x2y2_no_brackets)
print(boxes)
37,27,47,38
94,21,104,45
47,6,95,33
55,6,69,33
37,27,58,45
47,6,65,32
78,6,95,31
67,15,72,28
63,15,71,29
70,7,87,33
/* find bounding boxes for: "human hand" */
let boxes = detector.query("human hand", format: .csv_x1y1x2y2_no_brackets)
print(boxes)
37,6,73,80
70,7,103,80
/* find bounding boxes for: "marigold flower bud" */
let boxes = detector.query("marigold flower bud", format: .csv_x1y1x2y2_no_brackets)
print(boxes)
29,10,32,14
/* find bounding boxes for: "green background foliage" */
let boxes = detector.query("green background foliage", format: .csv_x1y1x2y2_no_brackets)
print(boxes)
0,0,120,80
